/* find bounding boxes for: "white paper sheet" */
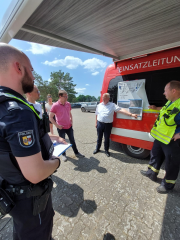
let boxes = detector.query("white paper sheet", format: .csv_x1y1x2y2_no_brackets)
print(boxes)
117,79,149,120
53,142,72,157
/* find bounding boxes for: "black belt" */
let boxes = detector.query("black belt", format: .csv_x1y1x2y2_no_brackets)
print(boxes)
98,121,112,124
5,185,29,195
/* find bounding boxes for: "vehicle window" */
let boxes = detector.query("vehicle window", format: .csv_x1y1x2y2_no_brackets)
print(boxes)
107,67,180,107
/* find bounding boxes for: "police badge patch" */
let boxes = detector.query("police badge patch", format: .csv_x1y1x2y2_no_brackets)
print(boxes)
18,130,35,148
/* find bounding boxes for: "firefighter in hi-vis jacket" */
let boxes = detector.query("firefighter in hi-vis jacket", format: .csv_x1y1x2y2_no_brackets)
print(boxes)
141,80,180,194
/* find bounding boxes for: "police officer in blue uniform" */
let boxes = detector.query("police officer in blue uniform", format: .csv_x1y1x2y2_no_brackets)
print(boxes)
0,43,66,239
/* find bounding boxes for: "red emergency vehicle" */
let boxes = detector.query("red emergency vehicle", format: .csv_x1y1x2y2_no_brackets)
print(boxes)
101,47,180,159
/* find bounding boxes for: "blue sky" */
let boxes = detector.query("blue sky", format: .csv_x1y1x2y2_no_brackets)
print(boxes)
0,1,113,98
10,40,113,98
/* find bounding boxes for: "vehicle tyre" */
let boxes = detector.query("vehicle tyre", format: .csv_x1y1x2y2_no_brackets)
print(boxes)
122,144,150,159
81,108,86,112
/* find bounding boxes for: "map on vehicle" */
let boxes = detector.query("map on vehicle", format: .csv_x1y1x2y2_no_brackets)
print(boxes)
117,79,149,120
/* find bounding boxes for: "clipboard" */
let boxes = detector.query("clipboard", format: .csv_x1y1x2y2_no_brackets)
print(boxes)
53,142,72,157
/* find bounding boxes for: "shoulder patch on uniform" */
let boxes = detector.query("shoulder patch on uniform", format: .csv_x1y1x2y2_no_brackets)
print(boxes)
8,101,21,111
18,130,35,148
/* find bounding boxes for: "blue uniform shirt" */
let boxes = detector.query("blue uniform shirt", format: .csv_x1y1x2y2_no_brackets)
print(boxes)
0,87,41,157
168,102,180,134
174,114,180,133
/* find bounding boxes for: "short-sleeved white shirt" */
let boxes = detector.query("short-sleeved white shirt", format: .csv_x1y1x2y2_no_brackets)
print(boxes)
45,102,53,115
95,102,121,123
29,101,42,119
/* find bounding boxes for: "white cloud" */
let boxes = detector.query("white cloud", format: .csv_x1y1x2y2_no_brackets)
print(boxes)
85,84,89,86
27,43,54,54
75,88,86,93
43,56,83,69
48,78,52,82
83,58,107,73
42,56,107,75
92,71,99,76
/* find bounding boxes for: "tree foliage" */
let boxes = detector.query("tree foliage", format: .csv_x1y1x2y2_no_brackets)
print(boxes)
34,70,77,102
33,70,100,103
75,95,98,102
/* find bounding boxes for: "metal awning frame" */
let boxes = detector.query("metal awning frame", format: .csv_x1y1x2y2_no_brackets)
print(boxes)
21,24,119,60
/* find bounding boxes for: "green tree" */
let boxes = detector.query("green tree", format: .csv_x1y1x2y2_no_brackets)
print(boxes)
49,71,77,102
33,71,51,101
72,98,77,103
97,96,100,101
85,95,93,102
91,96,97,101
76,95,98,102
76,95,86,102
33,70,77,102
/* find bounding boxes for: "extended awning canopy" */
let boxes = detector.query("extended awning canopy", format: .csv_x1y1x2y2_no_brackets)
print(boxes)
1,0,180,61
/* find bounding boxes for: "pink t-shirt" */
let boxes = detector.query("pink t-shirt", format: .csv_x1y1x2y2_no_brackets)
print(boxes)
50,101,72,129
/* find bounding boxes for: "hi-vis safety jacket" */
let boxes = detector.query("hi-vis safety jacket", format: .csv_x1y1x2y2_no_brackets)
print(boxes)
151,98,180,144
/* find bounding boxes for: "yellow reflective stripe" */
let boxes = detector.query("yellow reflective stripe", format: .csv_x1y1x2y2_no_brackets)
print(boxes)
165,179,176,184
150,132,169,144
4,93,40,119
143,109,160,113
152,128,171,140
148,165,159,173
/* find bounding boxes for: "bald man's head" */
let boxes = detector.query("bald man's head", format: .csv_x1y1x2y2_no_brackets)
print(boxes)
0,43,35,94
0,43,25,72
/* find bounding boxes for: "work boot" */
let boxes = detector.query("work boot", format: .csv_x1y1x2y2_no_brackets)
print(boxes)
156,185,172,194
140,170,157,182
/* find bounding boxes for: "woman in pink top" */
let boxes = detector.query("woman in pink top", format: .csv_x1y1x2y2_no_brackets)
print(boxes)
49,90,84,161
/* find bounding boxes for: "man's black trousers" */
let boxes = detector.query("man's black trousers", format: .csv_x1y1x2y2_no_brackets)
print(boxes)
147,139,180,190
96,121,113,151
57,126,78,156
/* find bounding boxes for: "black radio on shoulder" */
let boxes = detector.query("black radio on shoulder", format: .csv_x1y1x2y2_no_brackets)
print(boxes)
42,101,50,133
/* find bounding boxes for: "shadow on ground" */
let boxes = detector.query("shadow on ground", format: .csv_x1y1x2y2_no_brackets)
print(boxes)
52,175,97,218
159,176,180,240
109,140,166,172
109,141,149,164
67,156,107,173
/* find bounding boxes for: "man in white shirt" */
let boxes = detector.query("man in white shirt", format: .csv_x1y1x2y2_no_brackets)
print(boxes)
94,93,137,157
26,85,42,118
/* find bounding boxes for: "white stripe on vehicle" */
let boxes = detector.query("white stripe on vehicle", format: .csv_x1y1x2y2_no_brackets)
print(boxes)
111,127,154,142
